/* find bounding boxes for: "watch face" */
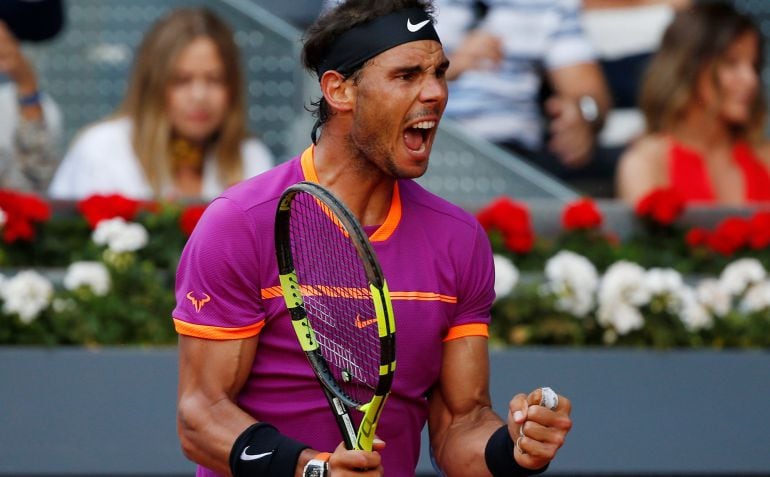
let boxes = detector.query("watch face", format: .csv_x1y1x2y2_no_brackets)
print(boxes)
579,95,599,123
305,467,323,477
304,462,326,477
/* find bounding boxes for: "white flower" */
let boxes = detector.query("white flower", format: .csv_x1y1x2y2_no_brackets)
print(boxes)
92,217,148,253
597,298,644,335
596,261,649,335
719,258,767,296
0,270,53,323
740,281,770,313
64,261,111,296
695,278,731,317
493,254,519,301
645,268,684,296
598,261,650,307
679,287,713,331
543,250,598,317
645,267,685,314
0,207,6,228
92,217,125,245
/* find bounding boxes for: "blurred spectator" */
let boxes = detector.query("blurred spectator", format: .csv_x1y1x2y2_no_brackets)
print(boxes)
0,6,63,192
48,7,274,201
616,2,770,206
581,0,690,196
433,0,612,183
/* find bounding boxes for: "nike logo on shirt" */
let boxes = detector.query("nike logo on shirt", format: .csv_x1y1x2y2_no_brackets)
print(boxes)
240,448,273,461
355,314,378,329
407,18,430,32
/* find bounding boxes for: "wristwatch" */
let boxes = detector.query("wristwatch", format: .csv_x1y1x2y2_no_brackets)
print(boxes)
303,453,330,477
578,95,600,128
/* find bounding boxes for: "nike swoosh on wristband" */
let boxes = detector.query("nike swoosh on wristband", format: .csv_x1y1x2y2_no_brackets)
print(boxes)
240,448,273,461
406,18,430,32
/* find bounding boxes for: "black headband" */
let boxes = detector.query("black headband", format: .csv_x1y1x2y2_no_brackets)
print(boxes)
315,7,441,79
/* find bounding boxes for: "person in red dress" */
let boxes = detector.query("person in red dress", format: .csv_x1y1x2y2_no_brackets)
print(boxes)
617,1,770,206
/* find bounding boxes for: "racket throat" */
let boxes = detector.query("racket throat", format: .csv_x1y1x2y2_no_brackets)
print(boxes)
330,395,358,449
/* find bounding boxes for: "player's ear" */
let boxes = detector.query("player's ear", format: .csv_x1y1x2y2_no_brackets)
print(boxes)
320,70,355,113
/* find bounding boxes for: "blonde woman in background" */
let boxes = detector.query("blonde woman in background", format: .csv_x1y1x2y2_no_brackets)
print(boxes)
617,1,770,205
49,7,273,200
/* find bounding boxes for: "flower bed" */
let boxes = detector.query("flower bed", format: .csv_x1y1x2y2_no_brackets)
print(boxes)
481,189,770,349
1,188,769,348
0,191,201,345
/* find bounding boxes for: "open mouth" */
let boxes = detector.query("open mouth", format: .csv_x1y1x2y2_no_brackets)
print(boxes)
403,120,437,154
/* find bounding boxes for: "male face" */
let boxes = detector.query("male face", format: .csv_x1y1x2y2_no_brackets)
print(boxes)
346,39,449,179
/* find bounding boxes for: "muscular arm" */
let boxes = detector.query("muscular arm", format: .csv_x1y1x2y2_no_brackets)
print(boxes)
428,337,572,477
177,335,383,477
177,335,261,476
427,336,502,476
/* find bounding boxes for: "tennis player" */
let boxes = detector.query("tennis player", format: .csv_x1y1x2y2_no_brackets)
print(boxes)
173,1,572,476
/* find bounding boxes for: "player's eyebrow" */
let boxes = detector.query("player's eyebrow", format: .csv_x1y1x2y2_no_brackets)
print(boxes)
392,64,424,76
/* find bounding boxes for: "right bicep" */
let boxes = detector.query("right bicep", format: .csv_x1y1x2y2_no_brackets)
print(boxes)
178,335,258,402
176,335,260,474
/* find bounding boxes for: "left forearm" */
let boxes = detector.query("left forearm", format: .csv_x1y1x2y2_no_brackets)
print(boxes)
430,400,502,477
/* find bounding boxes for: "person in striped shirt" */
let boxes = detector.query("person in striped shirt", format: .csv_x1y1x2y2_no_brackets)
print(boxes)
435,0,612,177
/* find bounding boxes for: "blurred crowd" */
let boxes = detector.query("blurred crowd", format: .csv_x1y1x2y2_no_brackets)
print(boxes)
2,0,770,207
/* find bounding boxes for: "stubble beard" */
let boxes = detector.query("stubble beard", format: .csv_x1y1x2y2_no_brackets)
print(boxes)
346,128,406,179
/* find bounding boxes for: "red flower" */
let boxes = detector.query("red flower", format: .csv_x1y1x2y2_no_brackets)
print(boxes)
477,196,534,254
0,189,51,243
179,204,207,236
685,227,710,248
562,198,603,231
477,197,512,231
708,217,751,256
635,187,686,226
77,194,143,228
503,230,535,254
748,211,770,250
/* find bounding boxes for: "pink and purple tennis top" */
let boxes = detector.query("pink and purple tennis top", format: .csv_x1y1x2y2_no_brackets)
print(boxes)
173,146,495,477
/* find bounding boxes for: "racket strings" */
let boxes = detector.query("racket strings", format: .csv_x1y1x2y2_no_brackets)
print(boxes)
289,192,381,405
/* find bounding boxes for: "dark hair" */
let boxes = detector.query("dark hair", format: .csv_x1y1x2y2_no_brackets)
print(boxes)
640,1,765,139
302,0,436,140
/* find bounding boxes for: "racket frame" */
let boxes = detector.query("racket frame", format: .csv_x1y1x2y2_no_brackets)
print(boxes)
275,181,396,451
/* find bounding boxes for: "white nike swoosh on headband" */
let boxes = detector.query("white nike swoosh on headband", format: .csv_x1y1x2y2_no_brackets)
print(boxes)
407,18,430,32
240,449,273,461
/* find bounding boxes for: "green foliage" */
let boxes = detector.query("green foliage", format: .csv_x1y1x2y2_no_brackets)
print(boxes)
0,204,185,346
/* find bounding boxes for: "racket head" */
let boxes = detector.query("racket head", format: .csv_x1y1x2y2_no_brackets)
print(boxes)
275,181,396,450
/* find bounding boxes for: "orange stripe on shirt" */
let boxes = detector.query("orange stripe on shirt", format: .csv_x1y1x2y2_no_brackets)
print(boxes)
369,183,401,242
443,323,489,342
261,287,457,304
174,318,265,340
300,146,318,182
261,286,283,299
389,291,458,303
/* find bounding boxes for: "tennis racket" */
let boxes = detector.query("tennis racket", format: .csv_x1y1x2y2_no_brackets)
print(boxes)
274,181,396,451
